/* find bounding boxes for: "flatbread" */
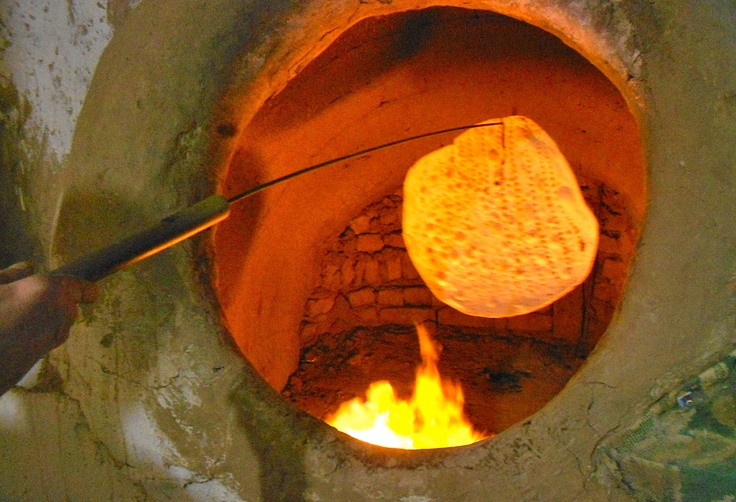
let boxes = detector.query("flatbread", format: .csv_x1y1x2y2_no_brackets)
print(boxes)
402,116,599,317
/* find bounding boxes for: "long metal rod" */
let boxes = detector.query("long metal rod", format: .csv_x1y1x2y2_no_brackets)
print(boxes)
227,121,502,204
53,121,503,281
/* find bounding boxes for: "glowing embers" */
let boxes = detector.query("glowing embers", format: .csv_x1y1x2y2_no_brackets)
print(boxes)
403,116,599,318
326,324,489,449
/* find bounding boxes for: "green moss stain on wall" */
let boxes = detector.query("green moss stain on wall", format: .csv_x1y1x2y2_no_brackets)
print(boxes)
602,351,736,501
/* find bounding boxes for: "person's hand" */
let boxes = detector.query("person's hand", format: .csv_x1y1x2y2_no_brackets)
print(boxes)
0,262,99,396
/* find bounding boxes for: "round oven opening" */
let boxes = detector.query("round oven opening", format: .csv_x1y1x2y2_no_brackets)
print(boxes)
214,7,645,442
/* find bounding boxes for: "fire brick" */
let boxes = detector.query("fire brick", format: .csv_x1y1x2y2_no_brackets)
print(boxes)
507,312,553,332
364,259,381,285
349,215,372,234
403,286,433,306
384,232,406,249
437,307,505,329
386,255,403,281
379,307,434,324
401,254,421,280
357,234,384,253
377,288,404,306
348,287,376,307
553,285,584,344
306,295,336,318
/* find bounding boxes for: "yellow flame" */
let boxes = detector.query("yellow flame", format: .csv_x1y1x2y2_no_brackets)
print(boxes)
326,324,489,449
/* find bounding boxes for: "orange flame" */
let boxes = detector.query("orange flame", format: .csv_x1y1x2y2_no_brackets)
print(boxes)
326,324,489,449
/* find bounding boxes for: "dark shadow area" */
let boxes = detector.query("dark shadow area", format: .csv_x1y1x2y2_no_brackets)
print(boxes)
0,78,35,267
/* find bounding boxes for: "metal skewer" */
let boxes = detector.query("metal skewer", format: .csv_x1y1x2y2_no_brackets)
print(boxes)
52,121,502,282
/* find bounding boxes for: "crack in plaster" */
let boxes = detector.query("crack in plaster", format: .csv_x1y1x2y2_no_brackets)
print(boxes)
581,380,636,495
542,379,629,497
86,355,143,388
285,3,363,84
543,420,589,499
29,384,135,473
346,1,369,25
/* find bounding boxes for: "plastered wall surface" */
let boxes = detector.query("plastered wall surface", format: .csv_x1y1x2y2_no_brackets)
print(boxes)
0,1,734,501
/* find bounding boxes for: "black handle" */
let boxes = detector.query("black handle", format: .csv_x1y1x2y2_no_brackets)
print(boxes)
51,195,231,282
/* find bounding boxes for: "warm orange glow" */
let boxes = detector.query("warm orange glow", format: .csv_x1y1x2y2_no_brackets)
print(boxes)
403,116,599,317
326,324,489,449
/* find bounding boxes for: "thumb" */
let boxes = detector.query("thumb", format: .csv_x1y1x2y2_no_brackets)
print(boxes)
56,276,100,304
78,280,100,304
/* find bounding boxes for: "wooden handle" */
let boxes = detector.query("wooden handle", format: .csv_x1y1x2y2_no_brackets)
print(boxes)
51,195,231,282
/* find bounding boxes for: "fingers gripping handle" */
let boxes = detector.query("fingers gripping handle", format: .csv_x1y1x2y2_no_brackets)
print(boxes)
51,195,231,282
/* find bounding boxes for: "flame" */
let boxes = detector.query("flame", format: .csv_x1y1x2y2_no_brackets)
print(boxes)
325,324,489,449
